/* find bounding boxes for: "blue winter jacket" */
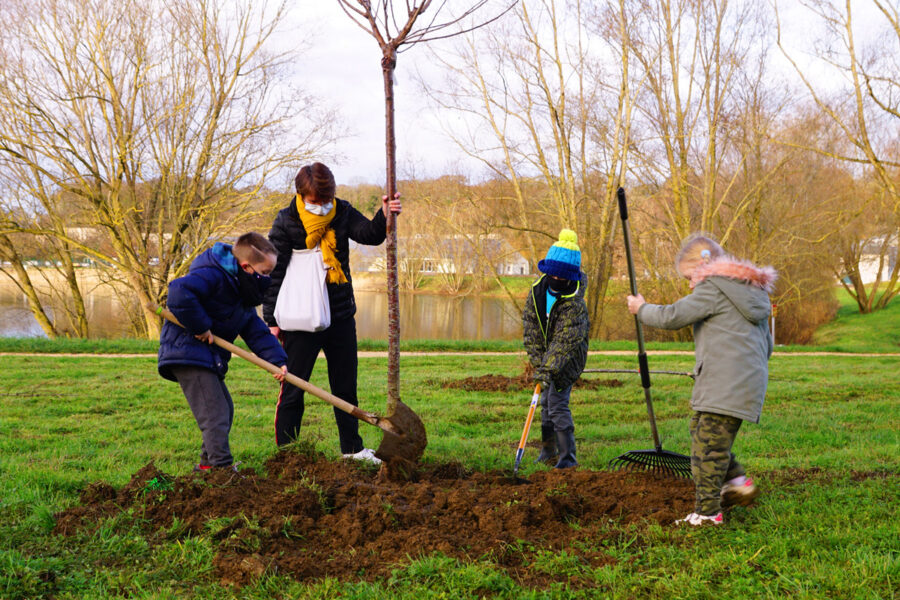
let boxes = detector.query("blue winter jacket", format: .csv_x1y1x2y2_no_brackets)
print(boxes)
158,243,287,381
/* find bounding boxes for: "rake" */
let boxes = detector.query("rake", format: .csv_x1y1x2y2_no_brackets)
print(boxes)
609,187,692,479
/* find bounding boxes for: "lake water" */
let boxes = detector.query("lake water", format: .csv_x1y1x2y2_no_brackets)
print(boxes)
0,286,524,341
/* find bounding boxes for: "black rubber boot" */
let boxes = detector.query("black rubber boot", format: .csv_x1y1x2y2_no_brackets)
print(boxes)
533,425,558,464
554,428,577,468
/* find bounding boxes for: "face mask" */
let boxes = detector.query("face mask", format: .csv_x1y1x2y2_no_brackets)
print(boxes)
236,268,270,306
304,201,333,216
548,277,575,294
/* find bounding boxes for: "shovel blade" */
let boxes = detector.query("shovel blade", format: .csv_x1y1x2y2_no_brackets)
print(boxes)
375,399,427,465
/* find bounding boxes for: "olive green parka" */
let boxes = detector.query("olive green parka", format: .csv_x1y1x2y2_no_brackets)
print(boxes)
637,257,776,423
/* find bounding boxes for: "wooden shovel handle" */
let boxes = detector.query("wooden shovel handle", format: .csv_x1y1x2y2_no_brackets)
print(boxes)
154,305,398,435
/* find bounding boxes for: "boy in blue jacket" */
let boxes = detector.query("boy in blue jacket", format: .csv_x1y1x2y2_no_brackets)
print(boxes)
158,232,288,471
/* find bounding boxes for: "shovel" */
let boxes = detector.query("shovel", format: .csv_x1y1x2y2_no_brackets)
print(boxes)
608,188,692,479
154,305,426,464
511,383,542,480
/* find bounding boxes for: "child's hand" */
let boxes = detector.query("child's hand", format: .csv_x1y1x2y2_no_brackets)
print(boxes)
195,330,214,344
382,192,402,218
626,294,645,315
269,326,281,338
273,365,287,382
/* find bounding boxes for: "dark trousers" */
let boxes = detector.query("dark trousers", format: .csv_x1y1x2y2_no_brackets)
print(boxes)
275,317,364,454
171,365,234,467
690,411,746,515
539,382,574,432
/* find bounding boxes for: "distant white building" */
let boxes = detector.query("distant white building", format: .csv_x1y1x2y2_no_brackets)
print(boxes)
350,234,531,277
858,234,898,284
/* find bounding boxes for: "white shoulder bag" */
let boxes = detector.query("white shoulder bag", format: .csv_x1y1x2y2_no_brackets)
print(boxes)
274,247,331,332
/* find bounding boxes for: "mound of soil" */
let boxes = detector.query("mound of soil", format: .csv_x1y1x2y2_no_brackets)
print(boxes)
55,452,693,587
439,373,624,392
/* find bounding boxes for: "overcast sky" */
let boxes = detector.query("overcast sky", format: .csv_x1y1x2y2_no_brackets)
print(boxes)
274,2,480,186
273,1,886,187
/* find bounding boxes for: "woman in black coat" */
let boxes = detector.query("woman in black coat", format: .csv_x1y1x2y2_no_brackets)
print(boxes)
263,162,401,463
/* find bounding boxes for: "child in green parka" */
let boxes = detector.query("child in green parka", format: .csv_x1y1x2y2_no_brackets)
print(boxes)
523,229,590,469
627,234,776,526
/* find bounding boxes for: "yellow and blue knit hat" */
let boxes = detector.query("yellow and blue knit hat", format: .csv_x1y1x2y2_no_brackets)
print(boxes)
538,229,582,281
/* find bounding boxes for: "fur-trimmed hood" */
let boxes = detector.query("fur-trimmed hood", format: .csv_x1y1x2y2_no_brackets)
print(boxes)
690,256,777,292
691,256,777,325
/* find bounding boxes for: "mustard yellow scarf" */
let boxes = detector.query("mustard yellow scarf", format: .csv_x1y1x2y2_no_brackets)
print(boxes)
297,195,348,284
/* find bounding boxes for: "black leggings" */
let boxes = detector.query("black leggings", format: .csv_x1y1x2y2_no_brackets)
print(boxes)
275,317,364,454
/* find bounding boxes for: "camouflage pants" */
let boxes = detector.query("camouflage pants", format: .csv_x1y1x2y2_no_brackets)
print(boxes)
690,411,746,515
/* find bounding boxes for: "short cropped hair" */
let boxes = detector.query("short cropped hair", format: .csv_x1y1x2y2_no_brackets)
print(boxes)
233,232,277,264
295,162,336,201
675,233,724,271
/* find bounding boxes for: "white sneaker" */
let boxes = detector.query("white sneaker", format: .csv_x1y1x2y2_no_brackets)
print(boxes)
342,448,383,465
675,512,724,526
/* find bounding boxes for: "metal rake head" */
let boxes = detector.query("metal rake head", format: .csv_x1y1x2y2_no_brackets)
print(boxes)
609,448,692,479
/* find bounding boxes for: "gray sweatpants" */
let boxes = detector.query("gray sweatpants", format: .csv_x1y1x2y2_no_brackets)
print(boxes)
539,381,574,432
171,366,234,467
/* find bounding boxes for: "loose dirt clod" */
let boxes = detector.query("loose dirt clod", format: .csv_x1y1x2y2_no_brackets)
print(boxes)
55,451,694,588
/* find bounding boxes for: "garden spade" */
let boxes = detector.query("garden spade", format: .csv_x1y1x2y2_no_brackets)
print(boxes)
511,383,542,481
154,305,426,464
608,188,692,479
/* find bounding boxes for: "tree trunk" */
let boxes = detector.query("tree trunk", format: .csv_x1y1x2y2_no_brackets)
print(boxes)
382,49,401,413
61,253,90,337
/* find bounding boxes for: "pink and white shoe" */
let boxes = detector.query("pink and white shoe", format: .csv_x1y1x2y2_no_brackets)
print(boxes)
721,477,760,507
675,512,724,526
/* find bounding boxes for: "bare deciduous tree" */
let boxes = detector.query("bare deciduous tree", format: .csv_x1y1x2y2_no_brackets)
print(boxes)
776,0,900,312
0,0,335,337
337,0,513,411
624,0,775,265
422,0,634,334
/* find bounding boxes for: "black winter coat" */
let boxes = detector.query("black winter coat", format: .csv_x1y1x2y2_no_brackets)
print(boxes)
158,243,287,381
263,197,387,325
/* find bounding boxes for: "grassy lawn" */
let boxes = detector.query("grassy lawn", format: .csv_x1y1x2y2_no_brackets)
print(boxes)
1,352,897,598
812,287,900,353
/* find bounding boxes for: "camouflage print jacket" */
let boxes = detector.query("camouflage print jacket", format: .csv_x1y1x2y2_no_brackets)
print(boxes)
523,274,590,391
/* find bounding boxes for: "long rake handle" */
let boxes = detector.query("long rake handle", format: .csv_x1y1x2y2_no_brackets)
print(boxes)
513,383,541,475
617,188,663,453
154,305,397,435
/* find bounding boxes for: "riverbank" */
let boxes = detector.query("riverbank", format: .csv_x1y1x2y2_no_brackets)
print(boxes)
1,339,897,358
3,273,897,352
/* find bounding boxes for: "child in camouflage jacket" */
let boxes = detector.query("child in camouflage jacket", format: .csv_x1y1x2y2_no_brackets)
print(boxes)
523,229,590,469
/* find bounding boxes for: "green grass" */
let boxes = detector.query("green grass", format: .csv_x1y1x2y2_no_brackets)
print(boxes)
811,287,900,353
406,274,536,297
1,352,897,598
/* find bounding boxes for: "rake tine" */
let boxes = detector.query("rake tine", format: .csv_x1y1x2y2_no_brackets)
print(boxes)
608,449,692,479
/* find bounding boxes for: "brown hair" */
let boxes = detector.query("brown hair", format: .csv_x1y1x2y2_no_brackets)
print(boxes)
295,162,336,201
675,233,724,273
233,232,276,265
